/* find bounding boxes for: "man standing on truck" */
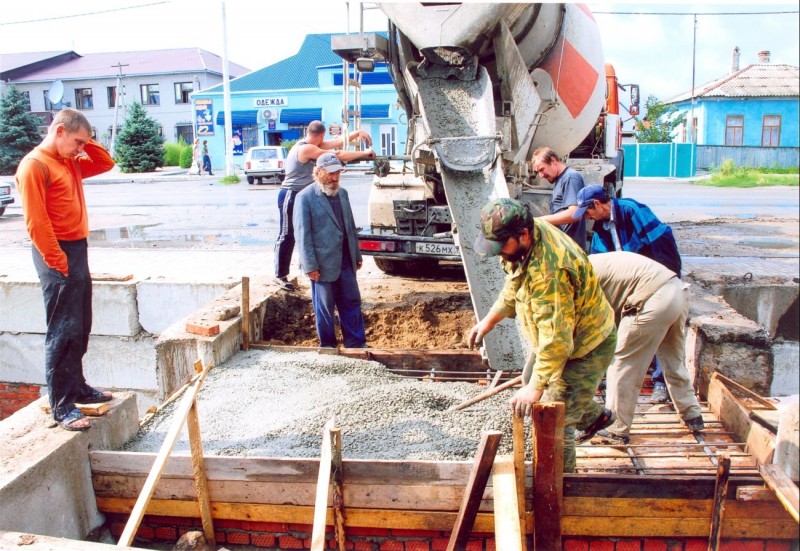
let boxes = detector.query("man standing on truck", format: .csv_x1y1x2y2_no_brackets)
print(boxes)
273,121,375,291
531,146,588,251
572,184,682,403
14,108,116,432
467,197,617,473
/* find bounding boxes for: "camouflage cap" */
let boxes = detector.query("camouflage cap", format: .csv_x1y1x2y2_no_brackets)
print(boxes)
473,197,532,256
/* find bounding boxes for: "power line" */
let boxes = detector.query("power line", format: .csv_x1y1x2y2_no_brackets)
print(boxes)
0,1,170,26
593,10,798,16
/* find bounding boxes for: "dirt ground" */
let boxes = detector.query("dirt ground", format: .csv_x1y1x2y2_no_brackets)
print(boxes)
261,216,799,350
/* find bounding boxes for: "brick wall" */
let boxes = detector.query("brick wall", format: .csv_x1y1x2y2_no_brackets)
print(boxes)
104,514,794,551
0,383,41,420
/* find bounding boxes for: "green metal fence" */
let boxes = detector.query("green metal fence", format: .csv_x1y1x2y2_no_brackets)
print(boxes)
622,143,696,178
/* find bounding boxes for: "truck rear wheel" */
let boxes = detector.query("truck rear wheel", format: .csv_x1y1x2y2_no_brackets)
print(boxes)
374,257,439,276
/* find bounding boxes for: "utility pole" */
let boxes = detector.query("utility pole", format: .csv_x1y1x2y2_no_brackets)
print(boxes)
109,62,129,157
221,0,234,176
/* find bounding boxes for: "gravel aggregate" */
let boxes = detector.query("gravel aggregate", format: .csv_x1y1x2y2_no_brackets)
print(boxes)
123,349,526,460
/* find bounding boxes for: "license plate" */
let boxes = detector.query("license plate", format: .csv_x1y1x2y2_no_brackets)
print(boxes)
415,242,460,256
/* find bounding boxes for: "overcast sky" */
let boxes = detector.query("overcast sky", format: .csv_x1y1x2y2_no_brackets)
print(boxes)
2,1,798,117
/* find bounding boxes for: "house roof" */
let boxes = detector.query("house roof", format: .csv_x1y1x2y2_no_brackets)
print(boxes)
0,51,81,80
202,32,386,94
666,63,799,103
3,48,250,83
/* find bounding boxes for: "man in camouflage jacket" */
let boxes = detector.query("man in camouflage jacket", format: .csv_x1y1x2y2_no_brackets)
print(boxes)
468,198,617,472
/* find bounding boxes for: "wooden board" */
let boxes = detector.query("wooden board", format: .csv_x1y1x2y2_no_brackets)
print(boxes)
41,403,109,416
91,273,133,281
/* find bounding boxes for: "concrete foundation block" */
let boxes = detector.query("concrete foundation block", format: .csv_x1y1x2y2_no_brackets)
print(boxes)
137,280,235,335
0,279,141,337
0,332,158,391
0,394,139,540
774,400,800,482
772,342,800,396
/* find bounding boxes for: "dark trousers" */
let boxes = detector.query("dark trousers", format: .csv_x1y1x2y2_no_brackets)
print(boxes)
274,188,297,279
310,262,366,348
32,240,94,422
202,154,212,174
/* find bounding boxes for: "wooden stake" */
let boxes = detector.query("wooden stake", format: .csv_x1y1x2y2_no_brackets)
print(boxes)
331,428,347,551
446,430,502,551
491,455,522,551
241,276,251,351
311,417,336,551
532,402,565,551
187,401,214,545
708,452,731,551
512,413,528,549
117,360,211,547
759,464,799,523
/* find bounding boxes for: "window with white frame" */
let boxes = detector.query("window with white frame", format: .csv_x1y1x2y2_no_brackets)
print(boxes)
762,115,781,147
140,84,160,105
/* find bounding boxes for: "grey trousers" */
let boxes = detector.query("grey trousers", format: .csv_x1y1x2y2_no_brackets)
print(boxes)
605,278,702,436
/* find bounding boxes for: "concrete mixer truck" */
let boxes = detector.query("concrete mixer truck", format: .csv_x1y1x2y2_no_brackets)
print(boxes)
333,3,637,370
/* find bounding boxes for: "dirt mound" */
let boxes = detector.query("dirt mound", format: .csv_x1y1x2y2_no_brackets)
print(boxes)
262,280,475,349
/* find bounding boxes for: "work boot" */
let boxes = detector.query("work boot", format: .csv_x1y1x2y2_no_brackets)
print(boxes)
575,408,616,444
596,429,630,445
274,276,295,291
650,382,669,404
684,416,705,431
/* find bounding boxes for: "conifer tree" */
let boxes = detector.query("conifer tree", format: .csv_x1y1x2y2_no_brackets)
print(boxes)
114,102,165,172
0,87,44,174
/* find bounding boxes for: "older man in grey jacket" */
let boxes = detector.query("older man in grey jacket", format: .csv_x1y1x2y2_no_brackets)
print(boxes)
293,153,367,348
583,251,703,444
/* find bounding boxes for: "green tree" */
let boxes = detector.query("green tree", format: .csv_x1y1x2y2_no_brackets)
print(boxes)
0,87,44,174
633,95,686,143
114,102,165,173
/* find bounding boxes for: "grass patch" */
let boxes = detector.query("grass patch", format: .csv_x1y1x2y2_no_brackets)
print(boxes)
220,174,240,184
701,159,799,188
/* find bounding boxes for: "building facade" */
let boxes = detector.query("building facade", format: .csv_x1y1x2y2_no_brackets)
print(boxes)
191,33,406,170
1,49,249,147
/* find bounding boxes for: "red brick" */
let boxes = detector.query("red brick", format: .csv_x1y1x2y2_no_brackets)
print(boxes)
136,525,155,540
589,541,615,551
665,542,683,551
154,526,176,540
349,527,393,537
245,520,290,533
432,538,450,551
564,539,590,551
766,543,792,551
110,522,126,537
226,532,251,545
329,538,353,550
279,535,305,549
720,541,764,551
685,540,707,551
643,540,668,551
251,533,277,548
186,321,220,336
392,529,441,538
405,541,431,551
484,539,496,551
215,531,226,543
288,522,315,533
379,541,404,551
465,540,483,551
616,540,643,551
355,542,379,551
215,519,244,529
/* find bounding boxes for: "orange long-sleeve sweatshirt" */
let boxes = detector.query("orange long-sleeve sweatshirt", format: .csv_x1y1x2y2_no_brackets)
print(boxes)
14,140,115,275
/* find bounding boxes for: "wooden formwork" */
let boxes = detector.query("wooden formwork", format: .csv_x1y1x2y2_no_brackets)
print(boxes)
90,363,798,547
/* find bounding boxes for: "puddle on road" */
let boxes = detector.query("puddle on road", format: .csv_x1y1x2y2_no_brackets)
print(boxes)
738,237,798,249
88,225,273,247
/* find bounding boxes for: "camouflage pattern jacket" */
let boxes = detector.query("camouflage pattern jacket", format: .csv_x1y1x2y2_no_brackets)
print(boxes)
490,219,615,390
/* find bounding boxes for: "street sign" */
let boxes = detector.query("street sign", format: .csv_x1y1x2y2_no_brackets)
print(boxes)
329,124,342,136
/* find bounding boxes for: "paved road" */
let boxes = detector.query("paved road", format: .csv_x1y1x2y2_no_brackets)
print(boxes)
1,173,797,282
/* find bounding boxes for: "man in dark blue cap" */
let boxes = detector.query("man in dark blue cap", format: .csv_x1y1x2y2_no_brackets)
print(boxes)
572,184,682,403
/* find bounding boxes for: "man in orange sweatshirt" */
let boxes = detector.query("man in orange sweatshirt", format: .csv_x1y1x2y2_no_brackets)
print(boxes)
15,108,115,431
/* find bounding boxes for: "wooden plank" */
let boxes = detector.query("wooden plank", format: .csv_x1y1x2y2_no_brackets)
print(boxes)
708,453,731,550
736,486,780,502
311,418,335,551
760,464,800,523
41,403,109,416
0,531,150,550
561,515,798,539
563,496,792,520
241,276,250,351
91,273,133,281
713,372,777,410
331,429,346,551
532,402,564,551
491,455,522,551
489,370,503,390
512,413,528,545
116,361,211,547
186,398,215,546
446,431,502,551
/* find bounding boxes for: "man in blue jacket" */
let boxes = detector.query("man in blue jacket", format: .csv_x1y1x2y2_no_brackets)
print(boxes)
293,153,367,348
573,184,682,403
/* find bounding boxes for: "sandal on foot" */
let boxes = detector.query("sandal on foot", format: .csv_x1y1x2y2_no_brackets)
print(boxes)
77,389,113,403
59,409,90,432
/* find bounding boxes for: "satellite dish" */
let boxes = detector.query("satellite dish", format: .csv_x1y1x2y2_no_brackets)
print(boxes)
48,80,64,105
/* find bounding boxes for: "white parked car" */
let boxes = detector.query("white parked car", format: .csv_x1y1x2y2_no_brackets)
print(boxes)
244,146,288,185
0,182,14,217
